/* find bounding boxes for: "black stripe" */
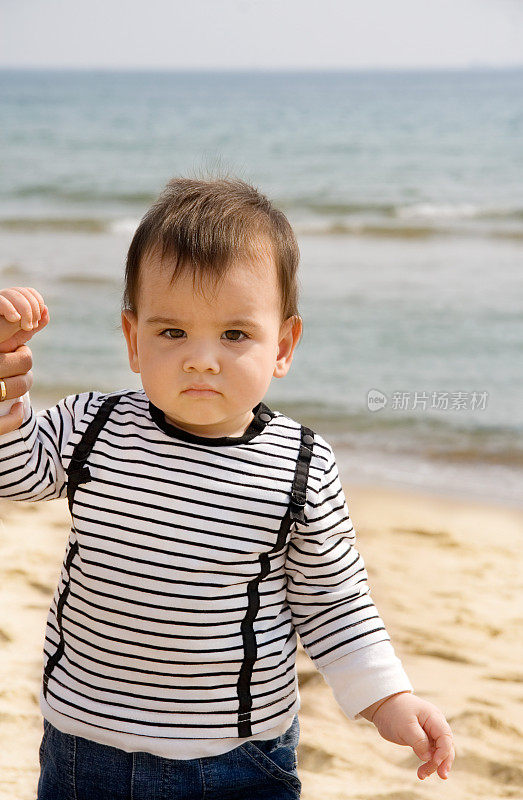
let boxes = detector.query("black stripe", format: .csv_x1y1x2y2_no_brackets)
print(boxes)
45,395,125,695
43,540,78,699
236,424,313,736
66,393,123,513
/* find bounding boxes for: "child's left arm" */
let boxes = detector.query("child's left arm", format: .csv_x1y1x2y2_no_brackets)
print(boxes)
360,690,455,781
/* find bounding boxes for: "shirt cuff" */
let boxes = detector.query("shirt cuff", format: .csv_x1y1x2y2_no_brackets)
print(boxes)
0,392,32,441
317,639,414,720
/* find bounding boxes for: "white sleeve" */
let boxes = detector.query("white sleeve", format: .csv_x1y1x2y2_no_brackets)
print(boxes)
318,639,414,720
0,390,30,417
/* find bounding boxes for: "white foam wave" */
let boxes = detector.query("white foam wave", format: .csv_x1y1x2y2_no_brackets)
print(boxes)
396,203,480,220
108,217,140,236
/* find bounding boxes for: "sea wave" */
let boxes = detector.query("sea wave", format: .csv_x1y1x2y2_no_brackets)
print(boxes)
0,217,140,235
0,217,108,233
395,203,523,221
3,188,523,223
10,185,156,204
1,215,521,241
295,200,523,221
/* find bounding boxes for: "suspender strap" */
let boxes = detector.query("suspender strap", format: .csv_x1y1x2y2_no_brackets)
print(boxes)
289,425,314,525
66,393,123,513
237,422,315,737
45,393,123,699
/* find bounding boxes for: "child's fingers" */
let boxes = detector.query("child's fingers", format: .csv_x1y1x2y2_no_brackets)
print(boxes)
423,713,454,766
23,287,45,322
403,724,438,780
0,288,41,330
416,742,453,781
32,305,49,331
26,287,45,314
402,718,434,762
11,287,42,327
0,292,23,322
432,731,454,767
417,758,438,781
0,288,34,329
416,711,454,781
436,742,455,779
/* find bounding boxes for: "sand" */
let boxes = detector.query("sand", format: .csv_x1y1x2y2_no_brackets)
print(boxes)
0,484,522,800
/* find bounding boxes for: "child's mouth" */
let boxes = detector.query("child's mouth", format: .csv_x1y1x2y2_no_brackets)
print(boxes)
183,389,219,397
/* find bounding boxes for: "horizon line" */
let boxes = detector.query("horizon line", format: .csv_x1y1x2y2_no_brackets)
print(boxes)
0,63,522,73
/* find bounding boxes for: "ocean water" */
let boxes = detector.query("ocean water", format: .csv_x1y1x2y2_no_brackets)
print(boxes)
0,68,521,504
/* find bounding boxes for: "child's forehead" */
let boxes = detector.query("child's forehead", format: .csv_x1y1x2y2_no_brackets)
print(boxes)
139,252,280,315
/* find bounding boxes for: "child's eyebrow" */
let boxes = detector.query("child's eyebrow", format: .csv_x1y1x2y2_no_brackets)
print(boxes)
145,315,260,329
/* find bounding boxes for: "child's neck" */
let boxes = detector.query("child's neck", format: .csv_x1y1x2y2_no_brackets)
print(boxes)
163,409,255,439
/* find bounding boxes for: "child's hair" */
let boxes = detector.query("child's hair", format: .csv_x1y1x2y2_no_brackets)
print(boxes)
122,175,301,325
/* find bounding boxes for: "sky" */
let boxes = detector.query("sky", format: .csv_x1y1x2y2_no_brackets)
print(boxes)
1,0,522,70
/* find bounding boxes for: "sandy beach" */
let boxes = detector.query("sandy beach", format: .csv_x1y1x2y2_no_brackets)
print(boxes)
1,483,522,800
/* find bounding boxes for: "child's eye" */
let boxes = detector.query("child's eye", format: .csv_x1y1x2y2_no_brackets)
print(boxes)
223,330,248,342
160,329,184,339
159,329,249,342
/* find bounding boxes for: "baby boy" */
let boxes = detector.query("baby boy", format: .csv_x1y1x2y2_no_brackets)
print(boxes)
0,176,454,799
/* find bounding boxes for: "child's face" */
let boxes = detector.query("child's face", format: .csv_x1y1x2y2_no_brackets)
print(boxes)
121,248,302,438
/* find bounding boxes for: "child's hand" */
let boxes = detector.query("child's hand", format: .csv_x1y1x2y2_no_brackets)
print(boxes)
370,691,455,781
0,287,49,352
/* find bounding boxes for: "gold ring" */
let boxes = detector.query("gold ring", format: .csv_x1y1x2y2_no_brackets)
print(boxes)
0,380,6,401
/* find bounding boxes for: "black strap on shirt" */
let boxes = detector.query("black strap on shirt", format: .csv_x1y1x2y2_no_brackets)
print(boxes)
43,393,124,700
66,393,124,514
289,426,314,525
237,421,315,737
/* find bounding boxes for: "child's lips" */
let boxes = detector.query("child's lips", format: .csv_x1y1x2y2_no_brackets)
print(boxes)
183,387,220,396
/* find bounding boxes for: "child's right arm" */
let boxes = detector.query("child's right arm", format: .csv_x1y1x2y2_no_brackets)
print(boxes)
0,286,93,503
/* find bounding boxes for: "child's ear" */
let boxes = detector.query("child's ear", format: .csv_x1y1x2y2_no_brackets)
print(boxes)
121,310,140,374
274,315,302,379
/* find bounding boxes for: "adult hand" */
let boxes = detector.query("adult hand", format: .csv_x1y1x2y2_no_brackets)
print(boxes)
0,345,34,433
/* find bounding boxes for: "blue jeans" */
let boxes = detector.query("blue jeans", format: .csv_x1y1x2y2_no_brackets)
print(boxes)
37,715,301,799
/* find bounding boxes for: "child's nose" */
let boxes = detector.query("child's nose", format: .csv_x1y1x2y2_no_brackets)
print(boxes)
182,343,220,373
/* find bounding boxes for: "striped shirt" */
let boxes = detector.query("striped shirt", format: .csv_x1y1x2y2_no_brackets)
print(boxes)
0,389,412,759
